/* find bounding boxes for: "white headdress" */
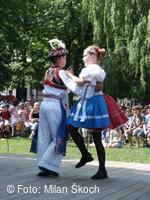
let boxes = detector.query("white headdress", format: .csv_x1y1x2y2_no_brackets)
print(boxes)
48,39,68,57
48,39,66,50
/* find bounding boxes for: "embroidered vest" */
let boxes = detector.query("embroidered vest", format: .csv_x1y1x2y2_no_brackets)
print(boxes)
44,66,67,90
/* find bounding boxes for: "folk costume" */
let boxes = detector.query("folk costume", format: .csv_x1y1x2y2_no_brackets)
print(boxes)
59,64,128,130
59,61,128,180
37,39,68,175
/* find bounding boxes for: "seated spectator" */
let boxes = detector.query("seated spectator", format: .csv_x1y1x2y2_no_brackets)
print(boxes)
16,103,25,136
107,128,125,148
0,104,11,138
125,106,145,146
28,102,40,140
123,107,133,143
137,105,150,147
9,105,18,136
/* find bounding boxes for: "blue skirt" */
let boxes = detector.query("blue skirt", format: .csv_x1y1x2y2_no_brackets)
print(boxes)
68,95,110,129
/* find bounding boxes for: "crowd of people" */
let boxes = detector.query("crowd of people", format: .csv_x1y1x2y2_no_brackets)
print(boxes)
1,97,149,148
0,97,40,140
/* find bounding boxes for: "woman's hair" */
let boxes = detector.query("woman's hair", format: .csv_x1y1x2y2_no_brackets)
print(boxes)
84,45,105,65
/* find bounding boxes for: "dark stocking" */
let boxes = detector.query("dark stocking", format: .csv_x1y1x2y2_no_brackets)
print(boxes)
68,125,93,168
91,131,108,179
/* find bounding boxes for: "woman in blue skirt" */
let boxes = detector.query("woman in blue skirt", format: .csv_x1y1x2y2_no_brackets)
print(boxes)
60,45,127,179
60,45,110,179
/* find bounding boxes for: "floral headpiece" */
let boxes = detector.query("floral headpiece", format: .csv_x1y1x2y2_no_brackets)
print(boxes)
48,39,68,57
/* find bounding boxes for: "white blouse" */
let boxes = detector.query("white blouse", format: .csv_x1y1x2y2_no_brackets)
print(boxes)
79,64,106,85
59,64,105,99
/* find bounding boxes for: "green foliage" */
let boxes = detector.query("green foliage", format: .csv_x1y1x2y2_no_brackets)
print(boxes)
82,0,150,102
0,0,84,91
0,0,149,103
0,35,12,90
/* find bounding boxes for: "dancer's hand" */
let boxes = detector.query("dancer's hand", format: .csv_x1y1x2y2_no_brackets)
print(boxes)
66,71,73,78
66,67,74,74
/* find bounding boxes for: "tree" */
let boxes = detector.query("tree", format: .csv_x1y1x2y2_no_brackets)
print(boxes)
1,0,149,103
81,0,150,103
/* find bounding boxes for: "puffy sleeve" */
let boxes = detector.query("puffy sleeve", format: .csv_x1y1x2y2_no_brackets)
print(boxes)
59,70,92,98
79,65,106,85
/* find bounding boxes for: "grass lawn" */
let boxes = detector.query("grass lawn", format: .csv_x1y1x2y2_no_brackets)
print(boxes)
0,137,150,163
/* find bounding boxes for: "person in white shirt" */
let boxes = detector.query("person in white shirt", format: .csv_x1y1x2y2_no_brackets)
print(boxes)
37,39,69,177
60,45,127,179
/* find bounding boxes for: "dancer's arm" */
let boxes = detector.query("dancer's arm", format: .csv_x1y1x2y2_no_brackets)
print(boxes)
66,72,90,86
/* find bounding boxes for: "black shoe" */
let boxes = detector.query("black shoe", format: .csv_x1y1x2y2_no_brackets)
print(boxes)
126,139,129,144
38,166,59,177
37,171,53,177
75,156,94,168
91,169,108,180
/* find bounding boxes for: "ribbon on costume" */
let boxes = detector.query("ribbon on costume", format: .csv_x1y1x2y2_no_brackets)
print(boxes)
29,127,38,153
73,84,89,122
73,98,87,122
55,101,68,156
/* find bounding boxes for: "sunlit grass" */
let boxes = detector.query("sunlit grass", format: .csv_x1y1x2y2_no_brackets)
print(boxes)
0,138,150,163
66,142,150,163
0,137,33,156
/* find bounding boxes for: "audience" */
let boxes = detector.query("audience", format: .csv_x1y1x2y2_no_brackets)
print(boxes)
0,94,149,149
